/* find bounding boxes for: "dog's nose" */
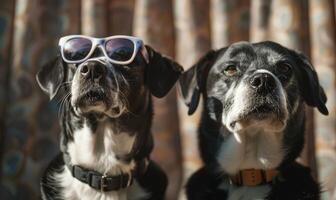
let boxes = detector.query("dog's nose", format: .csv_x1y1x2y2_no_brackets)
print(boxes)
250,73,276,93
80,61,106,80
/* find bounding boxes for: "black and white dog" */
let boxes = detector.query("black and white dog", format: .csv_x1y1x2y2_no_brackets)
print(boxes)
179,41,328,200
36,41,183,199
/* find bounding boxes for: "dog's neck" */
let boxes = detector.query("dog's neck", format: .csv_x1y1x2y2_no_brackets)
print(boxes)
217,126,285,175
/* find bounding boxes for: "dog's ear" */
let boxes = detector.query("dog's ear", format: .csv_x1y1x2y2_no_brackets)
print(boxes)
36,56,65,100
292,51,328,115
144,45,183,98
178,50,218,115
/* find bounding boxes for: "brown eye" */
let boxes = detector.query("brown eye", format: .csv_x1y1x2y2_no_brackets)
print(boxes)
276,62,292,74
224,65,238,76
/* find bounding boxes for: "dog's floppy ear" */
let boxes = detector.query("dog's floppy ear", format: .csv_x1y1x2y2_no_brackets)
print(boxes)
178,50,218,115
36,56,65,100
292,51,328,115
144,45,183,98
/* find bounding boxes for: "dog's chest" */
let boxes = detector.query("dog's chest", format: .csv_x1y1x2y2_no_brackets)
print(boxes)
68,122,136,173
61,122,149,199
219,181,270,200
217,128,284,175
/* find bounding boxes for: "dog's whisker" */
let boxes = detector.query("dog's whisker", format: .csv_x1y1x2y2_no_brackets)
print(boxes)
56,91,71,105
57,92,71,119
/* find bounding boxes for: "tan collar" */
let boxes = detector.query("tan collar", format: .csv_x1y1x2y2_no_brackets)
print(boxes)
229,169,278,186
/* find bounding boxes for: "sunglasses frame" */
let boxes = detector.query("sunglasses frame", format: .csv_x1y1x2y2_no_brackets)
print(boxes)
58,35,149,65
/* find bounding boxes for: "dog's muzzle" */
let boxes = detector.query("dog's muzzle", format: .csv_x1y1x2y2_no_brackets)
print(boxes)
224,70,288,132
74,60,109,106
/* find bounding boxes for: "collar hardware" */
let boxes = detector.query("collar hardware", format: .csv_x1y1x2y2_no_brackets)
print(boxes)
229,169,278,186
100,174,108,192
68,159,147,192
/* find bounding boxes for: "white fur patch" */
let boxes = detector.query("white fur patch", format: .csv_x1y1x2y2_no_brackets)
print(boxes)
216,127,283,199
217,128,284,175
218,181,270,200
56,120,149,200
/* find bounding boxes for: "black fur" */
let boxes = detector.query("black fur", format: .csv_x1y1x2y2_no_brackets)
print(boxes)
179,41,327,200
37,44,181,199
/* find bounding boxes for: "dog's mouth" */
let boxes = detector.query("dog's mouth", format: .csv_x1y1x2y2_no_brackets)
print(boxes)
81,89,106,104
71,87,110,115
227,102,287,132
232,104,276,123
242,104,278,118
72,86,128,118
77,88,107,106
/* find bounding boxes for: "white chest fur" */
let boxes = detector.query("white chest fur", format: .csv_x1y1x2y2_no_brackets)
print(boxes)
56,121,149,200
68,122,136,174
216,128,284,199
219,181,271,200
217,128,284,175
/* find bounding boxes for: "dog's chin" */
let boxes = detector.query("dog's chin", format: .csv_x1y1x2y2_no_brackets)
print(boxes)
72,92,127,119
73,102,127,119
225,107,287,133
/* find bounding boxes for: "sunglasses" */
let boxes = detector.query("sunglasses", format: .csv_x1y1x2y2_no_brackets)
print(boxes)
58,35,149,65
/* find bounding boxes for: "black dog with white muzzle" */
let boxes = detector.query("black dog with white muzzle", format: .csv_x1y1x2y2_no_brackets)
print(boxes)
37,35,183,200
179,41,328,200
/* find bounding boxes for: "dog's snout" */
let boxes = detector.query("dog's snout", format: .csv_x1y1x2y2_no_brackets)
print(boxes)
80,61,106,80
250,73,276,93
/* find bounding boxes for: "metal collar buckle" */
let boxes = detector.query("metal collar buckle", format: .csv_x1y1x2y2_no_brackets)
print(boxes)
100,174,108,192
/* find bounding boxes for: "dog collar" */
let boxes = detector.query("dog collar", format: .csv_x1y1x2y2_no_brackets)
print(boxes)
67,159,148,192
229,169,278,186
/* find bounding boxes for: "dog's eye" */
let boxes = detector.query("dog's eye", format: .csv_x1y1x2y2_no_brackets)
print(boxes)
276,62,292,74
223,65,238,76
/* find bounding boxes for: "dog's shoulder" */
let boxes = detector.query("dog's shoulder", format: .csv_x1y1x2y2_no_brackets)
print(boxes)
267,162,321,199
136,160,168,200
186,166,228,200
41,153,65,200
198,112,224,164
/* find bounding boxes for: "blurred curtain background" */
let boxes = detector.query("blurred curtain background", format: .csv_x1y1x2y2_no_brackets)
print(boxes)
0,0,335,199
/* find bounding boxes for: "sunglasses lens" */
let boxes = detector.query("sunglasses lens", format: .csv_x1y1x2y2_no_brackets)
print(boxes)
105,38,134,62
63,38,92,61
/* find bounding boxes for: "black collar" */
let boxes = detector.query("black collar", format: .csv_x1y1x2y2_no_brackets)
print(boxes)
66,159,148,192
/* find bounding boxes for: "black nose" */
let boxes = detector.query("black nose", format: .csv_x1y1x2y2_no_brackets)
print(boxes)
80,61,106,80
250,73,276,93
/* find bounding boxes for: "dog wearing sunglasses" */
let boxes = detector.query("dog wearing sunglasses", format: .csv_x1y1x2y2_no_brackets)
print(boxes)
37,35,183,200
179,41,328,200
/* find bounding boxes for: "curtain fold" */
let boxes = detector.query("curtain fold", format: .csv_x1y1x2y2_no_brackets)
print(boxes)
134,1,183,199
82,0,107,36
250,0,271,42
0,0,15,183
309,0,336,198
1,0,80,198
174,0,211,194
211,0,251,48
108,0,135,35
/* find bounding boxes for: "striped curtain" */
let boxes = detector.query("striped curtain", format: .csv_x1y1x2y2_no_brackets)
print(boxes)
0,0,335,199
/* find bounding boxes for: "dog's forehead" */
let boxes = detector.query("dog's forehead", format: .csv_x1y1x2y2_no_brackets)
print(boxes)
254,43,287,64
220,42,255,61
216,42,287,65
